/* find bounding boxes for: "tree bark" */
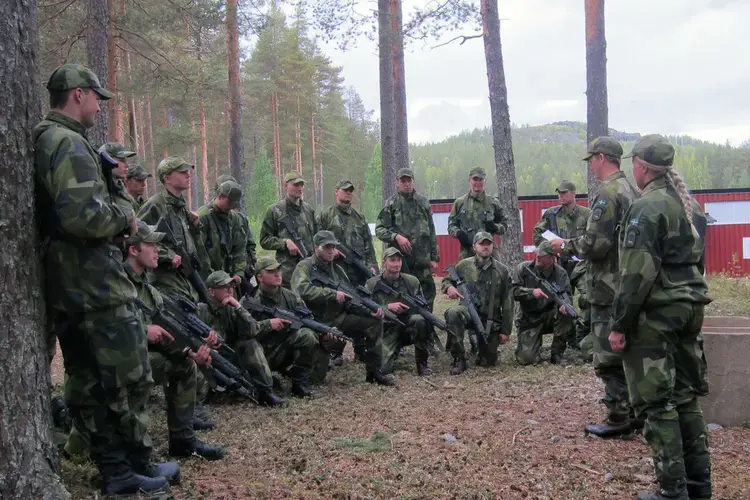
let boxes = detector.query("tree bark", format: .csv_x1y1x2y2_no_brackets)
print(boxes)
189,111,199,210
143,89,156,192
390,0,409,175
85,0,109,148
585,0,607,201
310,111,317,204
378,0,396,202
0,1,70,498
106,0,123,143
481,0,523,269
123,48,139,153
199,94,209,204
226,0,246,210
272,92,281,196
212,109,220,186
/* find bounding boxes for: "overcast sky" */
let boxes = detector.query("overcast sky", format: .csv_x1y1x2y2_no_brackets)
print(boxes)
321,0,749,146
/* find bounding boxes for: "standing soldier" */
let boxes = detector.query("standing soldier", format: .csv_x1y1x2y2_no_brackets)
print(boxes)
532,180,591,353
512,241,575,365
260,172,317,287
138,156,203,301
375,168,440,309
33,63,169,494
442,232,514,374
549,137,640,438
214,174,258,285
125,163,153,210
292,230,395,386
610,135,711,500
365,247,433,376
448,167,508,259
98,142,139,213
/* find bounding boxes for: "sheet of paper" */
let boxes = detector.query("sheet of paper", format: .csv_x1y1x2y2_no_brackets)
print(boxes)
540,230,581,262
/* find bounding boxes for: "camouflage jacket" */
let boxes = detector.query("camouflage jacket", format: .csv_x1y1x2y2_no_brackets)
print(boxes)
533,203,591,275
196,302,257,348
611,177,712,336
248,286,312,347
448,191,508,258
138,190,203,300
236,211,258,273
260,197,317,284
365,272,425,314
33,111,136,312
441,256,514,334
512,261,573,316
375,191,439,270
113,179,140,214
196,202,247,280
291,255,352,324
317,203,377,283
565,171,639,306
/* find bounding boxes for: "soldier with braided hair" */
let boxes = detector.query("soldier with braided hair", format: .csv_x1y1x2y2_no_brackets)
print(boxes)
610,135,711,500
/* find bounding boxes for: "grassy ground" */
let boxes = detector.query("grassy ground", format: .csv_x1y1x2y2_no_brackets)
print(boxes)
51,275,750,499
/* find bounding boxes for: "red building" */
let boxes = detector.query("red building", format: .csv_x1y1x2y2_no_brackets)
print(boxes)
428,188,750,277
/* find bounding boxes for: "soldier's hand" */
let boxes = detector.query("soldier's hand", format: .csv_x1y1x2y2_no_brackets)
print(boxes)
204,330,220,348
335,291,351,304
188,345,212,366
187,210,200,228
333,248,344,259
395,235,412,254
498,333,509,345
233,275,242,284
429,261,438,274
270,318,292,330
286,239,301,256
172,255,182,268
370,266,378,276
549,238,565,254
222,296,241,309
387,302,409,314
559,305,568,315
146,325,174,344
371,307,385,319
609,331,626,353
532,288,549,300
446,286,464,300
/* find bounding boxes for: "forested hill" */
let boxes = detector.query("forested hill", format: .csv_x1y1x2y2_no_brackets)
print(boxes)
408,122,750,198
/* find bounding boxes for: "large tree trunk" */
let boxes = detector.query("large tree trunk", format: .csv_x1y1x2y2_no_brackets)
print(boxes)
390,0,409,175
378,0,396,202
143,89,156,192
106,0,123,143
481,0,523,269
123,49,139,153
85,0,109,148
0,1,69,498
226,0,246,210
585,0,607,201
272,92,281,196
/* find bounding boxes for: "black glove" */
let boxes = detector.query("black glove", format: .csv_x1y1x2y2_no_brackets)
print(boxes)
484,220,497,233
456,230,473,248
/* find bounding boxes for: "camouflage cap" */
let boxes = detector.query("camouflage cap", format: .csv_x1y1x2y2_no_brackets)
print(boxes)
126,164,152,180
99,142,136,160
382,247,403,259
284,172,306,184
623,134,675,167
555,180,577,193
313,230,339,247
217,180,243,204
473,231,494,244
335,179,355,190
206,270,235,289
583,136,623,161
214,174,237,193
46,64,114,100
469,167,486,179
536,241,555,257
157,156,194,182
255,255,282,274
396,168,414,179
127,221,165,247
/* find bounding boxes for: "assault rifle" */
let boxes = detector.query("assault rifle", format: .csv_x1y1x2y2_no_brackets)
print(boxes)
445,265,487,346
137,295,257,403
336,241,376,281
371,279,448,333
455,208,493,249
310,270,405,327
280,213,309,258
241,297,354,343
522,265,579,319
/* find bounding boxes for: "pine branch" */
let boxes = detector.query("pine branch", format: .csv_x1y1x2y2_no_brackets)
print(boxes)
430,33,483,49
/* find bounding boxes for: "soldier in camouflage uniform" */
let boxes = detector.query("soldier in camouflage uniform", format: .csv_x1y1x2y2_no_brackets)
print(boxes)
549,136,640,437
197,271,286,406
317,178,378,364
138,157,203,301
442,232,514,375
98,142,139,213
532,180,591,352
365,247,433,376
260,172,317,287
292,231,395,386
197,180,247,284
125,163,153,210
448,166,508,260
214,174,258,279
376,168,440,309
244,256,325,395
33,64,168,494
610,136,712,500
512,241,575,365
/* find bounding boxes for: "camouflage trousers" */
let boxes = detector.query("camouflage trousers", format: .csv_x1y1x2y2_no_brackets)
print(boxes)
411,266,436,310
149,350,196,441
514,308,574,365
445,305,502,365
382,314,431,373
232,338,274,392
622,302,711,494
57,305,154,479
568,265,591,346
260,327,318,385
591,304,632,421
331,312,386,375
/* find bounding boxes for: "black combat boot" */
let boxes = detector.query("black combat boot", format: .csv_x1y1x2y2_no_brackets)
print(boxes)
636,486,688,500
416,353,432,377
193,404,212,421
134,461,181,485
330,353,344,367
257,390,286,407
686,479,711,500
366,371,396,386
584,415,634,438
450,356,467,376
50,395,72,432
103,471,169,495
193,415,216,431
291,372,314,398
169,437,227,460
550,353,568,366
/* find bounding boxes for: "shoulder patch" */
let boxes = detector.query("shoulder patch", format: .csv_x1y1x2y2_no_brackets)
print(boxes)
624,226,640,249
591,206,604,221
